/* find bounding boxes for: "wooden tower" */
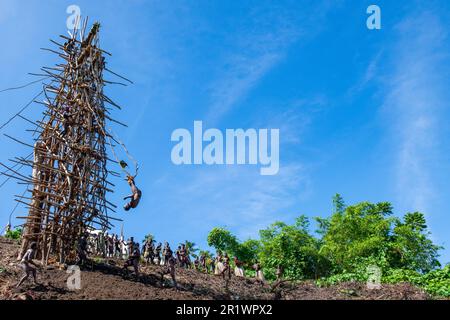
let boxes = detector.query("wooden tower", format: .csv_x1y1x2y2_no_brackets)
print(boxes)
1,20,130,264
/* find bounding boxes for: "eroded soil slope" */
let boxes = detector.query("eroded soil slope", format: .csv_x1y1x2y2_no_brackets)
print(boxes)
0,237,429,300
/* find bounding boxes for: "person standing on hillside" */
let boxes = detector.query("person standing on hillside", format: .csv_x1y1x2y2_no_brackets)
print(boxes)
107,234,114,258
127,237,134,259
176,246,182,265
154,242,162,265
119,235,127,259
161,251,178,290
179,244,189,268
214,252,224,275
276,265,284,281
76,234,89,266
162,242,172,266
123,242,140,277
234,256,245,277
144,239,154,265
193,257,200,270
199,253,206,272
114,234,121,258
17,242,39,287
208,256,215,274
253,262,265,283
221,253,232,280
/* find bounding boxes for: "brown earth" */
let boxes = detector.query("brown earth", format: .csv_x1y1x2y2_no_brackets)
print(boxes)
0,237,430,300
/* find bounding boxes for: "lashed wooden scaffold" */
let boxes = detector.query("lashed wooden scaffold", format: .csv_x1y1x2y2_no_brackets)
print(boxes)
0,19,136,264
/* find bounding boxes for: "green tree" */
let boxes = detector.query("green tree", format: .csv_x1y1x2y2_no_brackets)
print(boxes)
5,227,22,240
185,240,199,259
142,234,155,244
390,212,441,272
199,250,213,259
332,193,346,214
314,217,331,236
259,216,321,280
207,227,239,254
207,227,259,262
319,200,395,272
235,239,261,264
205,195,443,288
319,196,441,275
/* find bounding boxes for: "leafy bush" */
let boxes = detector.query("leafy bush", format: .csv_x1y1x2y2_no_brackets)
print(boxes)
206,194,446,297
318,266,450,297
5,227,22,240
207,227,260,264
317,255,389,286
418,265,450,297
383,269,422,284
316,272,363,287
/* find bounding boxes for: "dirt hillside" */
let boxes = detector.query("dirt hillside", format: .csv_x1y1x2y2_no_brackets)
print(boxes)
0,237,430,300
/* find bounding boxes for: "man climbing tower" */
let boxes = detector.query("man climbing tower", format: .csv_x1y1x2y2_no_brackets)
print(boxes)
123,175,142,211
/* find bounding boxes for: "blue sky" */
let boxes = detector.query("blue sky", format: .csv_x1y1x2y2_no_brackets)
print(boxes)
0,0,449,263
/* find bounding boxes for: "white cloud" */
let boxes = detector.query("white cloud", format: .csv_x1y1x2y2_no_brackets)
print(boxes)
382,12,449,214
162,163,310,241
206,2,331,123
259,96,328,145
347,50,384,97
207,51,282,122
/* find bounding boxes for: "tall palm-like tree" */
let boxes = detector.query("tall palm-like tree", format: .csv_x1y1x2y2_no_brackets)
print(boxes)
185,240,199,259
142,234,155,244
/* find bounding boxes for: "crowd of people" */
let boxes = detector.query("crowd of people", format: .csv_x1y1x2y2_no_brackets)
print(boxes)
16,231,266,288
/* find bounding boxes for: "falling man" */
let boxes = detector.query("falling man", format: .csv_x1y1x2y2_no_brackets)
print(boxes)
123,175,142,211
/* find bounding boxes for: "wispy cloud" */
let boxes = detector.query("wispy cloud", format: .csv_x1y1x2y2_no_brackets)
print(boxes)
156,163,310,241
206,2,331,123
147,94,319,244
206,32,296,123
347,49,384,97
207,51,282,123
0,0,15,23
383,11,449,214
259,96,328,145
